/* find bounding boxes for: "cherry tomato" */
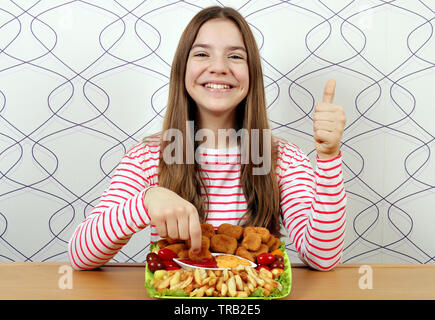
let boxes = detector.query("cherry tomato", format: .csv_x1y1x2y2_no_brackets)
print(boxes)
146,252,160,264
163,259,179,269
269,261,285,270
274,255,284,263
256,253,276,265
256,265,270,271
148,260,165,272
158,248,177,260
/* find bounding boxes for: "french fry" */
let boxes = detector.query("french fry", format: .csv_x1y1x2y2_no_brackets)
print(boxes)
240,272,249,283
247,281,255,293
180,271,188,281
235,265,245,271
216,277,224,291
190,285,206,297
247,267,265,286
157,274,172,290
196,286,206,297
223,269,229,281
190,288,198,297
184,283,193,294
259,268,273,279
205,286,214,296
234,274,244,291
171,275,193,291
263,282,275,292
199,269,207,280
227,276,237,297
247,274,257,287
169,271,181,289
194,269,202,285
244,285,251,296
208,277,217,287
237,291,248,298
150,278,158,287
221,283,228,296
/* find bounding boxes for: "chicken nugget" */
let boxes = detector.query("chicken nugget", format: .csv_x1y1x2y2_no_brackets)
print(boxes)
250,244,269,257
210,234,238,254
254,227,271,243
201,223,216,239
166,237,185,244
218,223,243,240
188,236,212,260
177,249,189,259
235,246,255,262
243,226,257,238
189,249,212,261
266,235,276,248
156,239,169,249
186,236,210,250
266,236,282,252
270,237,282,252
241,233,262,251
165,243,186,254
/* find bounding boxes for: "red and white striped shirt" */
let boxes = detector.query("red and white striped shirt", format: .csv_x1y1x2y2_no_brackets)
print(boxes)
68,135,346,271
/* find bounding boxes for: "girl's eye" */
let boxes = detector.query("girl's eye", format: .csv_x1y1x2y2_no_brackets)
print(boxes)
230,54,243,60
194,52,208,57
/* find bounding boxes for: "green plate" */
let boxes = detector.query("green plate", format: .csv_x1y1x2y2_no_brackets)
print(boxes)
145,243,292,300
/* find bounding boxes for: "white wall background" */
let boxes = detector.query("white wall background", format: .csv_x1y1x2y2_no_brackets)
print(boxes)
0,0,434,265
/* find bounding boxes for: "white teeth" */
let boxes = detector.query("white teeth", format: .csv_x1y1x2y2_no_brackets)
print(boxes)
204,83,231,89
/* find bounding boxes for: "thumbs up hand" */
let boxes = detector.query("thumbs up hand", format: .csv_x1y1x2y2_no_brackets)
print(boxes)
313,79,346,160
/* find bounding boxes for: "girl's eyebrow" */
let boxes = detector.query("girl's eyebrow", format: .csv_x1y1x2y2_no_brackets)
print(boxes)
190,43,246,52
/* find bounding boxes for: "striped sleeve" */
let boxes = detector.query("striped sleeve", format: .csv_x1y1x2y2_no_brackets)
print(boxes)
278,143,346,271
67,143,154,270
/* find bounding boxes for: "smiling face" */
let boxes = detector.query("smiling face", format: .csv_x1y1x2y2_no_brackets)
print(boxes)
185,18,249,129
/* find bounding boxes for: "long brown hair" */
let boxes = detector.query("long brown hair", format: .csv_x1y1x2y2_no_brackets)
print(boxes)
152,6,282,236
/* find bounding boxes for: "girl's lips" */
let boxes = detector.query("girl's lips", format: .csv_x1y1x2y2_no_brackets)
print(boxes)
202,82,234,88
202,85,233,93
201,82,235,93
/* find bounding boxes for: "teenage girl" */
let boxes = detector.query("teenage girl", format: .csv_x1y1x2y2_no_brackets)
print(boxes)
68,6,346,271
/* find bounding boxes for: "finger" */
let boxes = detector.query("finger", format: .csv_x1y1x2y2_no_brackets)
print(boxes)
314,120,336,133
177,214,190,240
188,210,202,253
313,110,336,122
314,102,336,113
322,79,336,104
154,220,168,239
166,215,179,239
314,129,335,143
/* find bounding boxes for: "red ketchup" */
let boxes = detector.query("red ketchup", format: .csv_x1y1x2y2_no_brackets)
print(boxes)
178,257,218,268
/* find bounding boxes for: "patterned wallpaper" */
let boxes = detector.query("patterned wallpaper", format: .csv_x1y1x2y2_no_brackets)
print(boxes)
0,0,433,265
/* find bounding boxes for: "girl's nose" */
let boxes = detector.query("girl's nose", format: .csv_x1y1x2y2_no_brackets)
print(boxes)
208,56,228,74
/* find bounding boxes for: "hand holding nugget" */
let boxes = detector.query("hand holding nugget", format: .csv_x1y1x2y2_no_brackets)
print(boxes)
144,186,202,254
188,236,212,260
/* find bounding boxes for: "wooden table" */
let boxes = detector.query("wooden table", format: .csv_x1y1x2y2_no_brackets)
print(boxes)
1,262,434,300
